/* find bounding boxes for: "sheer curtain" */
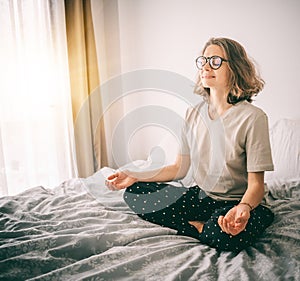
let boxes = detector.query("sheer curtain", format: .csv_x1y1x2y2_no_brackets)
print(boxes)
0,0,77,196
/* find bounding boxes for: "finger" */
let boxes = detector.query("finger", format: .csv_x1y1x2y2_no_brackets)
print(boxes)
112,181,128,190
224,211,235,223
107,173,118,181
229,226,243,236
105,179,114,187
220,216,238,235
106,179,121,191
228,229,238,236
221,217,231,234
105,181,116,190
218,216,224,231
218,216,226,232
230,219,249,235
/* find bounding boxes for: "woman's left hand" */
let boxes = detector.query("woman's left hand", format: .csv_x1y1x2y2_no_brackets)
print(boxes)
218,204,251,236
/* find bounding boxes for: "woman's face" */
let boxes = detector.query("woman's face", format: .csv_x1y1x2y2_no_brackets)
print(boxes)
200,44,230,92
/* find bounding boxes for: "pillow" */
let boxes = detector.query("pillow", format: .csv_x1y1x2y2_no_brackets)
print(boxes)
265,119,300,189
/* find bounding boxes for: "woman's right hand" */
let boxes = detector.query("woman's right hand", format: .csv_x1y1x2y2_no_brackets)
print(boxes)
105,171,137,190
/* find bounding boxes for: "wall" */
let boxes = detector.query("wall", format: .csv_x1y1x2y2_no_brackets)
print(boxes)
117,0,300,125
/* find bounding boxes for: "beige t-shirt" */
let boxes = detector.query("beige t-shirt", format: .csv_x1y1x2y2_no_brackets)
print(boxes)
180,100,274,201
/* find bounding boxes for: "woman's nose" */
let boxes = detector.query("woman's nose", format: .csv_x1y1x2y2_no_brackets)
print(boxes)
203,61,212,71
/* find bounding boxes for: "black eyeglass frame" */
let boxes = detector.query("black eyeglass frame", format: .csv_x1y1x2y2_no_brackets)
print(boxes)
195,55,229,70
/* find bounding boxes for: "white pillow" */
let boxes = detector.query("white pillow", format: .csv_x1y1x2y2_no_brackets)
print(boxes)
265,119,300,186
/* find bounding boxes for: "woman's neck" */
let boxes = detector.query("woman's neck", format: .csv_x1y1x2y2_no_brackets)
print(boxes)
208,89,232,119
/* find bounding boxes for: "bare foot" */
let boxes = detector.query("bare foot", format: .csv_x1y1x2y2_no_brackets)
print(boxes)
188,221,204,233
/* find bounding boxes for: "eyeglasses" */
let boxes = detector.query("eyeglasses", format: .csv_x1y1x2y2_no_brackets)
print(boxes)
195,55,228,70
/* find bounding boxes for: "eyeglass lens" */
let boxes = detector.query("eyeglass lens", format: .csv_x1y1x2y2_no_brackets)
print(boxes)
197,56,223,70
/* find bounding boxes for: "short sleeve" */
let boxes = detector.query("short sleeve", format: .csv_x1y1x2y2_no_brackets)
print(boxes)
246,113,274,172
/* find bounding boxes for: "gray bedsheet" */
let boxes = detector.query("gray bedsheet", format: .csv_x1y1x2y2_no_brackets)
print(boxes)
0,169,299,281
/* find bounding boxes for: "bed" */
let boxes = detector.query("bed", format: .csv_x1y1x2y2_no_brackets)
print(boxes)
0,119,299,281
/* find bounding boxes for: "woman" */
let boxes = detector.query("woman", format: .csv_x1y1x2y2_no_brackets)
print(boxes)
106,37,274,252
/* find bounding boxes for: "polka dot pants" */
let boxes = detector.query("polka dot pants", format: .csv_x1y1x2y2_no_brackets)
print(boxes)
123,182,274,252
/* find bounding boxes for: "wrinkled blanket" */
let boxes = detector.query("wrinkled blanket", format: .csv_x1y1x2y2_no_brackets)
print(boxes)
0,169,299,281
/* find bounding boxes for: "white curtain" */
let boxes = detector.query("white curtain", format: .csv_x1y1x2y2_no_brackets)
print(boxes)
0,0,77,196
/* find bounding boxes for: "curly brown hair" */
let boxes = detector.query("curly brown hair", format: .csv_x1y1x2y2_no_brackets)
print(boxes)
194,37,265,104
